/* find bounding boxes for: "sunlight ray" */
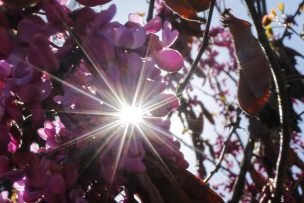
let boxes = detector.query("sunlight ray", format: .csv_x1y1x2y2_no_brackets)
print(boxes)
10,54,120,111
141,94,178,113
79,127,124,176
140,120,180,153
134,123,176,180
52,109,119,117
106,125,131,200
60,23,124,106
142,118,206,156
132,36,156,108
55,120,121,150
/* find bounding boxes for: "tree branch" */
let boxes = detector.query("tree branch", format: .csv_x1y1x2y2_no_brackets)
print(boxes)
228,138,255,203
175,0,216,97
204,109,241,183
279,0,304,41
146,0,155,22
166,0,216,120
244,1,291,202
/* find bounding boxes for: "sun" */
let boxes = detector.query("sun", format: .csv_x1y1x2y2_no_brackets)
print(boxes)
119,104,143,125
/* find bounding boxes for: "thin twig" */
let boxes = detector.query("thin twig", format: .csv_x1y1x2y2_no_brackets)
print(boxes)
146,0,155,22
234,131,244,149
244,1,291,202
205,157,238,176
295,110,304,121
171,132,206,156
175,0,216,97
222,69,237,83
166,0,216,120
261,0,267,16
228,138,255,203
279,0,304,41
285,74,304,83
204,109,241,183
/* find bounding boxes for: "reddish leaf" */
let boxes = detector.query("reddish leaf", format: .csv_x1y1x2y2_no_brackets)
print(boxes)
144,154,224,203
135,173,165,203
163,0,211,22
224,12,271,115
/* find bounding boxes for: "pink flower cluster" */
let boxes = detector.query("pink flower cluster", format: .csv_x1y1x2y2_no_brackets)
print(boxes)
0,0,187,202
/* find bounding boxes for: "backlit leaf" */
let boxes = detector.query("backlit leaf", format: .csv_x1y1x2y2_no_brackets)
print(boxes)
262,15,273,26
163,0,211,22
278,2,285,12
223,12,272,115
145,154,224,203
271,8,277,17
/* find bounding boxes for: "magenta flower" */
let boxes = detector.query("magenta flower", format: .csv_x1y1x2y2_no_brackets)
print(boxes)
0,3,189,202
0,191,11,203
27,34,59,73
0,12,12,59
38,119,71,149
0,27,12,60
128,14,184,72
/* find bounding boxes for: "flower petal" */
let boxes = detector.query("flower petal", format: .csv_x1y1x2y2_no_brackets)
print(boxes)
47,174,66,194
162,20,178,47
154,48,183,72
144,16,162,33
27,34,59,72
0,28,12,59
128,13,144,26
17,16,45,43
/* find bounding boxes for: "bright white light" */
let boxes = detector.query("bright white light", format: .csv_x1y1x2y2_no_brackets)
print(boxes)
119,105,143,125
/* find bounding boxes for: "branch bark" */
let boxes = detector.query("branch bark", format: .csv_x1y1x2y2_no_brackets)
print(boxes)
228,138,255,203
204,109,241,183
175,0,216,97
244,1,291,202
166,0,216,120
279,0,304,41
146,0,155,22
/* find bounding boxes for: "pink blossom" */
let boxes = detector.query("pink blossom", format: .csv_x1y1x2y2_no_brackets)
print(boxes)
38,119,71,149
27,33,59,72
0,2,189,202
0,191,11,203
47,173,67,195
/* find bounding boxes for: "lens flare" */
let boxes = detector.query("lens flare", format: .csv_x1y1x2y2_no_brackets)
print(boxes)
119,104,143,125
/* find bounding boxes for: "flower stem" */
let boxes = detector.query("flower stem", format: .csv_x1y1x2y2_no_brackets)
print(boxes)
147,0,155,22
204,109,241,183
